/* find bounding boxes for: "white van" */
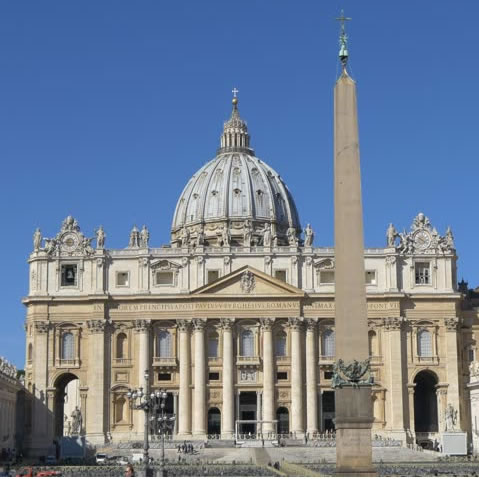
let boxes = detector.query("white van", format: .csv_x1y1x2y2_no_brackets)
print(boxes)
95,453,107,464
131,453,144,463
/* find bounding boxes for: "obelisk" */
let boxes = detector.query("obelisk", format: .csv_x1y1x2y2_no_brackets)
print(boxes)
333,12,375,476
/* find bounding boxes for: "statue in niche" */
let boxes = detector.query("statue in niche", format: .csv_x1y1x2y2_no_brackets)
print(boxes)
304,223,314,247
386,223,398,247
263,224,272,247
95,225,106,249
196,224,204,246
180,226,190,247
33,228,42,251
445,403,457,431
71,406,82,436
287,226,298,246
243,220,252,247
140,225,150,248
129,225,140,248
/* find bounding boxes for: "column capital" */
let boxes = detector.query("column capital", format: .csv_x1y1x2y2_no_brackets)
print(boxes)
134,319,151,332
34,321,51,334
383,317,405,331
444,317,460,331
260,318,275,331
86,319,109,334
176,319,191,332
192,318,207,331
305,318,318,332
220,318,235,331
288,317,304,331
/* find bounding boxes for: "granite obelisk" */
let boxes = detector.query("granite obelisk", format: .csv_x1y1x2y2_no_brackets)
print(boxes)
333,12,375,476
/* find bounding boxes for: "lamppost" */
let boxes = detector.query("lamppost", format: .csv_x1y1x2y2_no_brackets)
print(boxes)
127,371,176,477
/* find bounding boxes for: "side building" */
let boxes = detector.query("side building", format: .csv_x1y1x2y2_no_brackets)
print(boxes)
23,98,479,455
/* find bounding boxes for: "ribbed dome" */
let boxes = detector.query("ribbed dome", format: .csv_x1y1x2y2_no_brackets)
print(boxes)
171,97,301,247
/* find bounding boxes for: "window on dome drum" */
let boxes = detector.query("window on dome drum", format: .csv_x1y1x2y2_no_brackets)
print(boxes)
275,333,287,357
323,330,335,357
61,332,74,360
277,371,288,381
158,373,171,381
415,262,431,285
240,330,254,356
319,270,335,284
116,272,129,287
417,329,433,357
158,331,172,357
208,372,220,381
274,270,287,282
61,264,77,286
207,270,220,283
365,270,377,285
155,271,174,286
208,333,219,358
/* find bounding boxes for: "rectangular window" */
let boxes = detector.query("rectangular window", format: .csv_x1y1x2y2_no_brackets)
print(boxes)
208,372,220,381
469,349,475,362
319,270,335,284
365,270,377,285
155,271,174,286
274,270,287,282
61,264,77,287
277,371,288,380
415,263,431,285
324,371,333,380
158,373,171,381
116,272,129,287
207,270,220,283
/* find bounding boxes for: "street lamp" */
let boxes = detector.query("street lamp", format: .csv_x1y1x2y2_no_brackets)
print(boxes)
127,371,176,477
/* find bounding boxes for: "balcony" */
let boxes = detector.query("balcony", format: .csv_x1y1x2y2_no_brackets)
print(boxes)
152,357,177,367
318,355,335,365
275,355,291,365
112,358,132,367
208,356,223,366
236,356,261,366
55,358,80,369
416,356,440,365
369,356,383,364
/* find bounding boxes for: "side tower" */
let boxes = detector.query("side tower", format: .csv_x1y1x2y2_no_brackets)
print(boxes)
333,13,375,475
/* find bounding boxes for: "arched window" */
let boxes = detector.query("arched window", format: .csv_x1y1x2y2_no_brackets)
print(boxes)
61,332,74,360
158,331,171,357
275,332,287,357
208,332,219,358
368,331,377,356
241,330,254,356
417,329,433,357
28,343,33,361
323,329,335,357
116,333,127,359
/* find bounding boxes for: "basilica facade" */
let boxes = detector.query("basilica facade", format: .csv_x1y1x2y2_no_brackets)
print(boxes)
23,96,479,455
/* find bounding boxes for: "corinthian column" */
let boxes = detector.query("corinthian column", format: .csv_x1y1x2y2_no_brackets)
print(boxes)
260,318,275,434
177,320,191,436
289,317,304,435
220,318,235,438
192,318,207,436
134,320,151,436
305,318,318,435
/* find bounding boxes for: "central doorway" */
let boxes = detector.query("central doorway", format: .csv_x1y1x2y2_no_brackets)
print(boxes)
239,391,257,434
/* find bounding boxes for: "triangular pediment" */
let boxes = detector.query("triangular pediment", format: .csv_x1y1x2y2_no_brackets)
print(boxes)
151,259,181,270
192,265,305,297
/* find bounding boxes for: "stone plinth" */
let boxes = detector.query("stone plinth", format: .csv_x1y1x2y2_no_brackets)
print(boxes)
442,432,467,455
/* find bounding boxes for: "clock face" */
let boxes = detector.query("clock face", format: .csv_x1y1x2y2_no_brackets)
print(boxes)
414,230,431,250
61,232,79,252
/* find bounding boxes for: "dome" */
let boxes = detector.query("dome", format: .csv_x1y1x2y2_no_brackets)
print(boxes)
171,97,301,247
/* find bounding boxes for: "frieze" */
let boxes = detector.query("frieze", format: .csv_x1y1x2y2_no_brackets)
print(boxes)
239,369,256,382
304,301,400,312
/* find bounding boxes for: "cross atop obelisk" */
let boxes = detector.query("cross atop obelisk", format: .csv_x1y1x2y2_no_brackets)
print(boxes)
335,9,352,69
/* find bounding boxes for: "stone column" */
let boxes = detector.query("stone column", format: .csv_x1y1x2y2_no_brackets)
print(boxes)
192,318,207,436
407,383,416,437
134,320,150,436
85,319,107,444
260,318,275,434
289,317,304,435
177,320,191,436
467,363,479,454
220,318,235,439
384,317,406,441
173,392,179,436
306,318,318,435
444,318,462,427
436,386,448,433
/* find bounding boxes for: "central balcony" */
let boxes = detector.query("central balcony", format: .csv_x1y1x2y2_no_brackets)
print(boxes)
152,357,177,367
236,355,261,366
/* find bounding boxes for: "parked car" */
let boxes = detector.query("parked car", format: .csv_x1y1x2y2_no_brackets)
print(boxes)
95,454,107,464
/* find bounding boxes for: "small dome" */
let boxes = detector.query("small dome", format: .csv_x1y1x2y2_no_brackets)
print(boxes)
171,98,301,247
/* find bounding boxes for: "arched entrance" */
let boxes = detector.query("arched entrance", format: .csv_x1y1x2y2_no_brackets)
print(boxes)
276,407,289,434
54,373,80,437
207,407,221,435
414,370,438,433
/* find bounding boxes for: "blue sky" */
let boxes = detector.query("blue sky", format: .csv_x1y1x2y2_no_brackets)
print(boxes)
1,1,478,367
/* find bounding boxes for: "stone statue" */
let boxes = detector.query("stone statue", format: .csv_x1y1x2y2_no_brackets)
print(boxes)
263,224,272,247
196,224,204,246
221,224,230,247
33,228,42,251
95,226,106,249
129,225,140,248
445,403,457,431
411,212,431,230
44,238,57,256
386,223,398,247
67,420,72,437
71,406,82,436
243,220,252,247
140,225,150,248
81,237,95,256
287,227,298,246
180,226,190,248
445,226,455,250
273,235,279,247
304,224,314,247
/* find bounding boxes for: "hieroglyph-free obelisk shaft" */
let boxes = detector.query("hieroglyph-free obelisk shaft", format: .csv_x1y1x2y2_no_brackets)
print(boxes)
333,15,375,476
